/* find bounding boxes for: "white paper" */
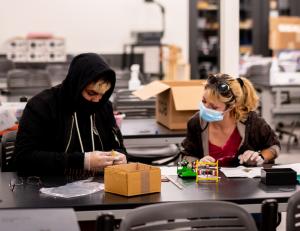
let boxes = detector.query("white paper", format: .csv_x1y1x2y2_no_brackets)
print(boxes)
221,166,262,178
160,166,177,176
272,163,300,174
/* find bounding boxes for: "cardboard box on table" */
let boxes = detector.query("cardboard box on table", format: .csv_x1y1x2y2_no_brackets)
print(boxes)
269,16,300,50
104,163,161,196
133,80,206,130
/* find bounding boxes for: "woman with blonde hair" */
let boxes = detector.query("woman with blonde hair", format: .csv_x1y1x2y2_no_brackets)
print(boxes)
182,73,280,166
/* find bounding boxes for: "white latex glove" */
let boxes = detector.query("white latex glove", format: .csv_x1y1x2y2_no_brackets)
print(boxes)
111,151,127,165
200,155,216,163
238,150,264,166
84,151,115,171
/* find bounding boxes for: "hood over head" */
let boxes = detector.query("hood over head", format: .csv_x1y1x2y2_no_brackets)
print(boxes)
61,53,115,112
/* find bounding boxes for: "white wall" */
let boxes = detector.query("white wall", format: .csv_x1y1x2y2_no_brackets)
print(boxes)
0,0,189,62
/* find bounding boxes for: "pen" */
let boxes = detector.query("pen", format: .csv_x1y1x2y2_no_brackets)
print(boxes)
165,175,183,190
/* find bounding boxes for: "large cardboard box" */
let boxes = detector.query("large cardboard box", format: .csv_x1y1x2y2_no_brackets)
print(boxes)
269,16,300,50
104,163,161,196
133,80,205,130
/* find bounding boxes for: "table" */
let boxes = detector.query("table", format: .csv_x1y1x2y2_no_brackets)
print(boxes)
121,119,186,148
0,171,298,221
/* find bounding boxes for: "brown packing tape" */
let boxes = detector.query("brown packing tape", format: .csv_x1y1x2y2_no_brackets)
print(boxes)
297,33,300,42
140,170,150,194
287,42,295,49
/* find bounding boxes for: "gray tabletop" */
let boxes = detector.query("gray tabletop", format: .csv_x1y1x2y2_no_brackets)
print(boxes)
0,171,298,216
121,119,186,138
120,119,186,147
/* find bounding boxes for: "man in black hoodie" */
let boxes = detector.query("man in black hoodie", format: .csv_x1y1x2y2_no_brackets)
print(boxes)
14,53,127,176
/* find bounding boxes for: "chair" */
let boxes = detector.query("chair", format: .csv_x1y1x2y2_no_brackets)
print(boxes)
0,130,17,172
114,89,180,165
126,144,180,165
114,89,155,118
119,201,258,231
287,191,300,231
46,64,68,86
0,58,15,78
5,69,51,97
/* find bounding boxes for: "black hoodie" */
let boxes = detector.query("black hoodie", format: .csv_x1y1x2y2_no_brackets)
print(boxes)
14,53,127,176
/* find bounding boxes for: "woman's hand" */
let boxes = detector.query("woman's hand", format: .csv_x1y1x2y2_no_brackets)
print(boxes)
238,150,264,166
200,155,216,163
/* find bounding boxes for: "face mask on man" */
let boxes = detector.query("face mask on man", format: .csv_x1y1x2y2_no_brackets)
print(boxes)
77,95,100,114
199,102,224,122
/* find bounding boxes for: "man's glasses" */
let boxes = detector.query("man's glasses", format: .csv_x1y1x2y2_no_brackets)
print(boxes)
9,176,42,192
207,74,235,102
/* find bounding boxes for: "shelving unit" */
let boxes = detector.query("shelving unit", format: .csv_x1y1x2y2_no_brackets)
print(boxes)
189,0,273,79
239,0,253,55
195,0,219,78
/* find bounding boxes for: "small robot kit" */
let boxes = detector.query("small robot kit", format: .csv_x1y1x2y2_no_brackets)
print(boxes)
195,160,219,183
177,160,197,178
177,159,219,183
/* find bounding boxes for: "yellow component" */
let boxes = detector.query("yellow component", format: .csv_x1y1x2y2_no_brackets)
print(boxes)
196,160,219,183
111,149,116,157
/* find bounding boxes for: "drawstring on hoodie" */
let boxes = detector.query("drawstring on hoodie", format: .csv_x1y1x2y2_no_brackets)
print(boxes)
74,112,95,153
92,114,104,150
65,113,105,153
65,116,74,153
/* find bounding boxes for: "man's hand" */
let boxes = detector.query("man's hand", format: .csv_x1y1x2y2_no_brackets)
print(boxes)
84,151,114,170
111,151,127,165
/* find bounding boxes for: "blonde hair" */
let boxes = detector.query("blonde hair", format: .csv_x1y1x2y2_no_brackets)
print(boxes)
205,73,259,122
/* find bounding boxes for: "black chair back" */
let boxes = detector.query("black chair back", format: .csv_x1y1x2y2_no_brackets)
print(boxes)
119,201,258,231
1,130,17,172
287,191,300,231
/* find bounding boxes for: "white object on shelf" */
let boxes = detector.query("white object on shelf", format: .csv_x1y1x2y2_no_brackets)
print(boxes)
128,64,141,90
270,57,300,85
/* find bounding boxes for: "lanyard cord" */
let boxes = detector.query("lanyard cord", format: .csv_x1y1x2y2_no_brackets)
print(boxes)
74,112,95,153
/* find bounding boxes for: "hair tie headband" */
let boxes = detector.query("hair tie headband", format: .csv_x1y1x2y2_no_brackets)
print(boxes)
237,78,244,88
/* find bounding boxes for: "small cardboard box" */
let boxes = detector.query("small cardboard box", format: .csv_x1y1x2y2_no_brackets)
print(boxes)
133,80,205,130
104,163,161,196
269,16,300,50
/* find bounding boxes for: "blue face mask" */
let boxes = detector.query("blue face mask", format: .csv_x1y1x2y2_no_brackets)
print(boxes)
199,102,224,122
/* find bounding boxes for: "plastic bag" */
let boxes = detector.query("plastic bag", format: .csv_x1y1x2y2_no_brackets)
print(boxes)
40,178,104,198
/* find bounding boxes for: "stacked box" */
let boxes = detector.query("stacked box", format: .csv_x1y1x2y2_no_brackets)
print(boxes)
46,38,66,62
6,38,28,51
5,38,28,62
46,38,65,51
269,16,300,50
27,52,48,62
5,37,66,62
6,52,28,62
